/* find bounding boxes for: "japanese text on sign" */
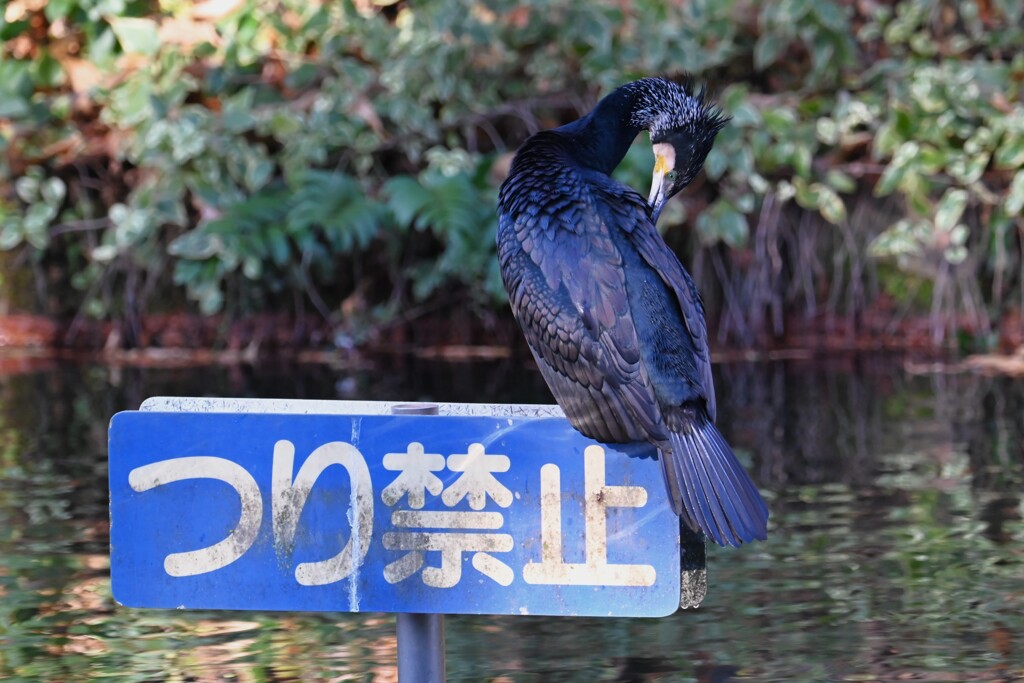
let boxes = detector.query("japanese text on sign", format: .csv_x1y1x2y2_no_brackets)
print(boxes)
110,412,682,617
129,439,654,588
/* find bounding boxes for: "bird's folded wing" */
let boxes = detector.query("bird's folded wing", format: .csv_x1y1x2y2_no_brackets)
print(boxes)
621,208,718,421
497,206,665,443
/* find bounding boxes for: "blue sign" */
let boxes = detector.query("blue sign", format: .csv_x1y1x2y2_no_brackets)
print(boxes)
109,411,681,617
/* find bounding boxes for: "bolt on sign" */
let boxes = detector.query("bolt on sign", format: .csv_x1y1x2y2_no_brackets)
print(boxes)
109,400,689,617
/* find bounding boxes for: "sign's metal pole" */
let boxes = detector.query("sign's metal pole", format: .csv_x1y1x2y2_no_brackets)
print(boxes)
390,403,445,683
396,612,445,682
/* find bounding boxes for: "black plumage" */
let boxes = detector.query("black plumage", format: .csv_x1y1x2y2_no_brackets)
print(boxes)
497,78,769,547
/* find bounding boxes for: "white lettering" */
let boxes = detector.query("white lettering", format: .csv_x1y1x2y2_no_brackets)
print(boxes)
382,530,514,587
381,442,515,587
443,443,513,510
128,457,262,577
272,440,374,586
380,442,446,509
523,445,656,586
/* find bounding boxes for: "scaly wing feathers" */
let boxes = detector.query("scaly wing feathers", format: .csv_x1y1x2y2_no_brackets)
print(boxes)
623,211,718,420
497,180,666,443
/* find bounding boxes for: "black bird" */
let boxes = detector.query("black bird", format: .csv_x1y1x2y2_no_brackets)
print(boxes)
497,78,768,547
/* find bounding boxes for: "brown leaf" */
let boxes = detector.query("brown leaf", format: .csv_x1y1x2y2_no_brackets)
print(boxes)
505,6,531,28
60,58,103,95
190,0,246,21
351,94,387,137
3,0,47,20
158,17,220,48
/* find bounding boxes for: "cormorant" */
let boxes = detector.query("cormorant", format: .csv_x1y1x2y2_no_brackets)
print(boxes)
497,77,769,547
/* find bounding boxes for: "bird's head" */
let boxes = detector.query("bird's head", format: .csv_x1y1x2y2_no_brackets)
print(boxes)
629,78,729,223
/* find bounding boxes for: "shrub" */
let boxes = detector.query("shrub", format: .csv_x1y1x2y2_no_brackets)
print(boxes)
1,0,1022,348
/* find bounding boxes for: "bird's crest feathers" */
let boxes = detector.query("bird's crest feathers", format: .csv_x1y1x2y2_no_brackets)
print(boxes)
626,77,730,141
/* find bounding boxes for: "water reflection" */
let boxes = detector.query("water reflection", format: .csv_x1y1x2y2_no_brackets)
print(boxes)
0,357,1021,681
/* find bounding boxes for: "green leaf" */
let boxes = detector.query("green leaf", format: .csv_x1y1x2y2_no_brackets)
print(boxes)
949,152,989,184
813,0,848,31
813,183,846,224
916,145,947,174
870,219,921,258
104,78,153,127
775,180,796,203
793,177,818,210
735,192,756,213
0,63,30,118
40,178,67,207
779,0,812,23
0,224,22,250
244,157,274,192
949,224,968,247
111,204,153,247
704,148,728,181
875,164,906,197
222,89,256,134
944,245,967,264
267,110,303,139
267,227,291,265
286,170,388,254
88,26,119,66
44,0,76,22
816,118,838,145
794,145,812,178
31,51,65,89
750,173,770,194
718,84,750,112
91,245,119,263
934,188,968,232
995,137,1024,170
995,0,1024,21
1006,169,1024,216
754,34,788,71
15,176,39,203
23,203,56,249
697,200,748,248
0,19,30,41
168,231,220,259
195,284,224,315
809,33,836,83
109,17,161,57
729,103,762,128
873,121,901,157
825,169,856,193
762,108,797,136
242,257,263,279
384,176,434,229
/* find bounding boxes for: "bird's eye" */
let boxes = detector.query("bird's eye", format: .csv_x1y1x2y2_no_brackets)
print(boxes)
665,170,679,183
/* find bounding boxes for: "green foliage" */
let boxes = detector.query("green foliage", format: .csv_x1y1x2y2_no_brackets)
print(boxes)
755,0,857,87
160,161,501,316
384,160,503,303
2,167,65,250
1,0,1023,346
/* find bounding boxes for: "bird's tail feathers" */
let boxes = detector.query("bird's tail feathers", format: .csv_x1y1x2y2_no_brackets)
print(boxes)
660,415,769,547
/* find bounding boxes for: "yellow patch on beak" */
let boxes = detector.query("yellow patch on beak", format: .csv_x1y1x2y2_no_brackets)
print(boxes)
652,142,676,177
649,143,676,210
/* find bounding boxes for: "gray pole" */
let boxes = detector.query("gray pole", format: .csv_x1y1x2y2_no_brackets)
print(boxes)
390,403,446,683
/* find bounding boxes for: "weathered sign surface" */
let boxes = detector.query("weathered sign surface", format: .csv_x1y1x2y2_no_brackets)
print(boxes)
110,405,683,617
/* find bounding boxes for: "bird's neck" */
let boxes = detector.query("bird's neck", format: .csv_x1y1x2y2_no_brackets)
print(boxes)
556,85,650,176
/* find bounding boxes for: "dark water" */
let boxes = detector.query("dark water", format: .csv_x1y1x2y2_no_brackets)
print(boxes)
1,355,1022,682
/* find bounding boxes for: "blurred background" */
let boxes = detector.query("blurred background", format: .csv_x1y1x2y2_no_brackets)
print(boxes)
1,0,1022,355
1,2,1023,682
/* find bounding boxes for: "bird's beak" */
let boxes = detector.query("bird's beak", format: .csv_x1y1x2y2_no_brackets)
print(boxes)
651,162,667,222
648,143,675,224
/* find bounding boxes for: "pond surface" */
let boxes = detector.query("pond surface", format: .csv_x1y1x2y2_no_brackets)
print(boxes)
1,355,1022,682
